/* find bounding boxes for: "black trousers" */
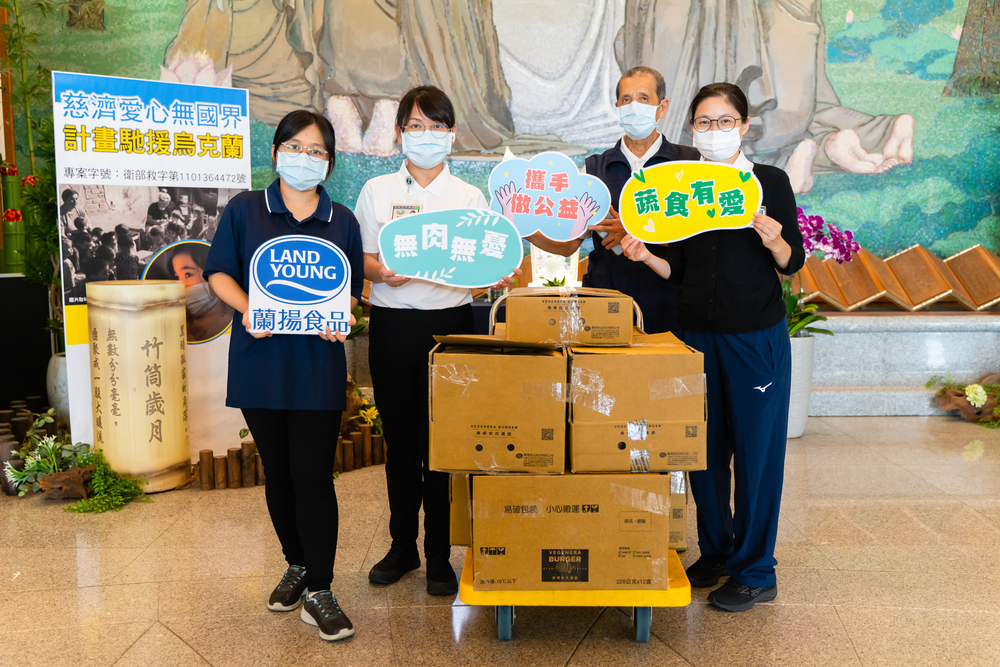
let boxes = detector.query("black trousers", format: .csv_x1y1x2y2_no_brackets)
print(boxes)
368,304,475,559
241,408,341,592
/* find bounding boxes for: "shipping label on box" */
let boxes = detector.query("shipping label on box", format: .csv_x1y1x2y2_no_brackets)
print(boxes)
472,474,671,591
504,287,633,346
429,340,567,474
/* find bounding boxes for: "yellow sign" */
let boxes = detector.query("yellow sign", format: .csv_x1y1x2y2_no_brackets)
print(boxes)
619,160,762,244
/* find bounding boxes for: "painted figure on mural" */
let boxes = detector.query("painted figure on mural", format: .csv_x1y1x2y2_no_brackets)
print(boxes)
162,0,916,194
620,0,915,194
164,0,514,155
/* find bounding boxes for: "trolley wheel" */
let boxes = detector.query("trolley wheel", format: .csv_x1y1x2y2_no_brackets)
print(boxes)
633,606,651,642
496,605,513,641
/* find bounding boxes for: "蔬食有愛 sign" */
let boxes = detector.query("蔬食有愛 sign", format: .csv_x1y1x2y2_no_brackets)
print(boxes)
377,208,522,288
247,236,352,335
488,151,611,242
619,161,763,244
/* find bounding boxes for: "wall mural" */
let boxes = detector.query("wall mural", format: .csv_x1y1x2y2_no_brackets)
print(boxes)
20,0,1000,258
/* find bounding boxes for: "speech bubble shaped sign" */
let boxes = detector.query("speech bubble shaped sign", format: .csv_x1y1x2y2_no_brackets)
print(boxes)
619,161,763,244
488,151,612,242
378,208,523,288
248,235,353,335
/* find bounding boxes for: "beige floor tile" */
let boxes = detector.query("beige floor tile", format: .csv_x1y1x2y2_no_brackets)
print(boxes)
567,607,693,666
837,606,1000,667
0,621,152,667
0,582,158,630
902,461,1000,497
111,546,286,585
112,622,210,666
164,607,393,667
0,547,143,592
388,603,602,667
781,461,947,499
653,603,861,667
818,569,1000,612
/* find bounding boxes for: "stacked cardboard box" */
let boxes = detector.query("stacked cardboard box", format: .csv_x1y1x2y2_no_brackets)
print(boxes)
430,288,704,591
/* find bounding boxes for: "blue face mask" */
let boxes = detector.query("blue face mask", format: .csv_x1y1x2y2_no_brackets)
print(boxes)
276,151,329,191
618,101,659,141
401,131,454,169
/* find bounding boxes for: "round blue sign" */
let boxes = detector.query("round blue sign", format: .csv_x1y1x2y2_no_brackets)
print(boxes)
250,236,349,306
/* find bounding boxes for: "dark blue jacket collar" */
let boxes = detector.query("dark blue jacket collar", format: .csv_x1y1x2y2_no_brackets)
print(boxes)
264,178,333,226
605,134,683,168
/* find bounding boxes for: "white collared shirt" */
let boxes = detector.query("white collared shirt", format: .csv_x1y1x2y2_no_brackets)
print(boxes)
356,160,488,310
701,150,755,172
619,133,664,173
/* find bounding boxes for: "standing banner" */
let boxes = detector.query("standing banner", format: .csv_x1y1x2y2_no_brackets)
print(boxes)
53,71,251,458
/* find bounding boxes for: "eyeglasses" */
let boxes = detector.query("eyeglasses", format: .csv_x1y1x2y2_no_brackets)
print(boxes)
279,142,329,158
400,121,452,139
692,116,746,132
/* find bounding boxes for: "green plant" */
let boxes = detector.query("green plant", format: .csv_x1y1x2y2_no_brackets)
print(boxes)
16,407,63,457
239,428,250,439
541,276,566,287
783,276,832,338
4,435,89,496
346,304,368,340
22,115,63,342
350,386,382,436
0,0,56,174
925,375,966,393
65,449,151,513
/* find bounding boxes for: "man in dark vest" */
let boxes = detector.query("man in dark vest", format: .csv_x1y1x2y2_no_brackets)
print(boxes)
527,66,699,334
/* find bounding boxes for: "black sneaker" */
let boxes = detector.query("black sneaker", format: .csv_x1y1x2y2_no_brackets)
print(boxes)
300,591,355,641
267,565,308,611
426,557,458,596
707,577,777,612
685,557,728,588
368,544,420,585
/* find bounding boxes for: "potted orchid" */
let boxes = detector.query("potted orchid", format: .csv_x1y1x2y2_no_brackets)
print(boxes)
785,208,860,438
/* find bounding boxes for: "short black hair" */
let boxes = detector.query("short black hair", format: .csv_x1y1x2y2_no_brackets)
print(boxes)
62,188,78,203
165,221,184,237
688,82,749,123
100,231,116,246
272,109,336,180
616,67,666,103
395,85,456,129
96,244,115,262
73,217,86,230
148,226,163,238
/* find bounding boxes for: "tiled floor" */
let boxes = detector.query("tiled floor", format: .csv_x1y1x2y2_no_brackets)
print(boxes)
3,416,1000,666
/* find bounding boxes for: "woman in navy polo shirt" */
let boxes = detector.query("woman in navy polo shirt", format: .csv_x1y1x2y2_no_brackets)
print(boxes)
204,110,363,642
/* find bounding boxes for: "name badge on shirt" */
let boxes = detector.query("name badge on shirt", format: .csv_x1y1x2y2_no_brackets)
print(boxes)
390,202,422,220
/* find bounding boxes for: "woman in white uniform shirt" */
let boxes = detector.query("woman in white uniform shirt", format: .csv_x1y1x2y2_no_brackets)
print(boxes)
356,85,512,596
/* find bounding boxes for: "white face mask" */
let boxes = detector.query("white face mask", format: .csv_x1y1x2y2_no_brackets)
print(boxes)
617,101,659,141
401,131,455,169
186,282,222,318
692,128,743,162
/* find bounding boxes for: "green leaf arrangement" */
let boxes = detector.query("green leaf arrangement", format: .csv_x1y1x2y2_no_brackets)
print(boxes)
64,449,151,514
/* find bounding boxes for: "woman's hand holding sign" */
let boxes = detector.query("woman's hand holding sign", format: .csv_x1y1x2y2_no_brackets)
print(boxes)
752,211,792,270
242,309,272,338
319,311,356,343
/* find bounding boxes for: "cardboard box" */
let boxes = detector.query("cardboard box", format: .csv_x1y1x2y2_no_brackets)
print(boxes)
429,335,567,474
568,332,707,472
504,287,633,346
472,474,671,591
450,473,473,547
669,471,687,551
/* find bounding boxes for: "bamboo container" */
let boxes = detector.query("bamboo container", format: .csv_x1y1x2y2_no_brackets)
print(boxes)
0,410,12,424
334,438,343,474
25,396,44,413
342,436,354,472
86,281,190,492
0,422,11,434
214,455,227,489
360,424,372,467
241,441,255,487
199,450,214,490
373,434,384,465
227,448,241,488
10,401,26,410
255,453,265,485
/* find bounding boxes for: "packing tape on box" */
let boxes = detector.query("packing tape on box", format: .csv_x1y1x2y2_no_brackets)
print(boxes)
670,470,686,494
570,367,616,416
608,482,670,514
431,363,480,397
648,374,706,401
627,418,648,441
630,449,650,473
521,380,568,403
